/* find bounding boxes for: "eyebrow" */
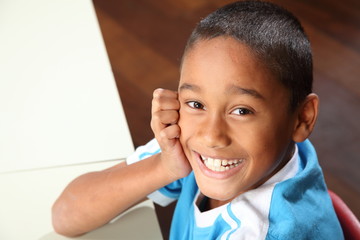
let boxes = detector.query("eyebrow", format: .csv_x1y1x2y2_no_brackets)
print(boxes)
179,83,201,92
179,82,264,100
228,85,265,100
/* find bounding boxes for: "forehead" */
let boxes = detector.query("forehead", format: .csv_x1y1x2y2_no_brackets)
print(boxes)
179,37,287,101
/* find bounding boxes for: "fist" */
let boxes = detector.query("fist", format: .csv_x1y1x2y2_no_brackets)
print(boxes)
151,88,191,179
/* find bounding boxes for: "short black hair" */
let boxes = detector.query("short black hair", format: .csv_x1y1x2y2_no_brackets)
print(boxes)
183,1,313,111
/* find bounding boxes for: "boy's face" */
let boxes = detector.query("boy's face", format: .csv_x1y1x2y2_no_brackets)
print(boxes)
178,37,298,204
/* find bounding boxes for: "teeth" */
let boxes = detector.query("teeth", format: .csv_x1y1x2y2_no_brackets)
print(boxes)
201,155,243,172
214,159,221,167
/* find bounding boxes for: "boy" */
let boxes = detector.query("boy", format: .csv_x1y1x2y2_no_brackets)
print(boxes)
52,1,343,239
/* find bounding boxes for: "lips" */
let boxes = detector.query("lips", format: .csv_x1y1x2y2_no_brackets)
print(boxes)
200,155,244,172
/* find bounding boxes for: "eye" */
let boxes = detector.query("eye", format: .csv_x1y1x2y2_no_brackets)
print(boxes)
186,101,205,110
231,108,253,116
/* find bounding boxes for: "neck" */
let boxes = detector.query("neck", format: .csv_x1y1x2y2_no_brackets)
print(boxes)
198,195,230,212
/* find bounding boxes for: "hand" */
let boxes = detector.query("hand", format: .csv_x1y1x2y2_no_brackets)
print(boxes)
151,88,192,180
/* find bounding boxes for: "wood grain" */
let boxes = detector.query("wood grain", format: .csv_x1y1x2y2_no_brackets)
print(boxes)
93,0,360,238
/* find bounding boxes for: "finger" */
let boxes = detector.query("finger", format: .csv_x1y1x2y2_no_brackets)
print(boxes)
152,98,180,114
159,124,181,141
153,88,178,99
151,110,179,133
155,110,179,126
152,89,179,113
152,97,180,111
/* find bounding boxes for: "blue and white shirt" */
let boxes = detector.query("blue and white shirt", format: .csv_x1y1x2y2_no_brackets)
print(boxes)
127,139,343,239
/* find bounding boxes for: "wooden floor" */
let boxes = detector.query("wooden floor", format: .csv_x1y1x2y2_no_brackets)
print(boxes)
93,0,360,238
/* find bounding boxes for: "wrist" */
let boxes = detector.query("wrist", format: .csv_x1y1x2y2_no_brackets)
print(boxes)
155,152,183,183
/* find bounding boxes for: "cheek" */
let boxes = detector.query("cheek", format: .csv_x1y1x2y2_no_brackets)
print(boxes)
230,121,282,167
178,110,200,162
178,111,192,146
178,109,194,137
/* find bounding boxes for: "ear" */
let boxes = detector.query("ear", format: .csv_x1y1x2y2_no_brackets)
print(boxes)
292,93,319,142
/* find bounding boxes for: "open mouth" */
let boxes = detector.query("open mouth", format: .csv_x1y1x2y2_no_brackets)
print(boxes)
200,155,244,172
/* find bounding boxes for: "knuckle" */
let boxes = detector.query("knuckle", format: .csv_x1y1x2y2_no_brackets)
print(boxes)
151,96,160,108
153,88,164,98
159,129,168,139
150,120,156,130
170,114,179,124
151,112,161,122
164,111,178,124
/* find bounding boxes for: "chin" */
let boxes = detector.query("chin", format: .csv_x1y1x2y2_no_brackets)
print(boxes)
196,178,238,202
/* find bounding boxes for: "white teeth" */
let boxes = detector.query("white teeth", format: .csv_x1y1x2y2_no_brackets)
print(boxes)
214,159,221,167
200,155,243,172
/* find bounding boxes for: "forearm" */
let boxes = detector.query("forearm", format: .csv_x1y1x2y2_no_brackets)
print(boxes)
52,153,174,237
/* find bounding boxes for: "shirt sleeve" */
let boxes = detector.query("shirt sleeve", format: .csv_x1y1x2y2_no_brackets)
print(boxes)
126,139,183,207
126,138,161,164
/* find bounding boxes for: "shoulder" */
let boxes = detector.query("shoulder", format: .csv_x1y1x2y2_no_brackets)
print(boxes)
266,140,343,239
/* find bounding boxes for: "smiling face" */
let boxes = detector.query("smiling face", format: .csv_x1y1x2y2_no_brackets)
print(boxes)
178,37,298,204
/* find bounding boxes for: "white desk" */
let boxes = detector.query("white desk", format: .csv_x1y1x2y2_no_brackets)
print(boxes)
0,160,163,240
0,0,134,172
0,0,162,239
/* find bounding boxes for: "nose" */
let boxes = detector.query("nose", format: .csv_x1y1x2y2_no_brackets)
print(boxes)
197,114,231,149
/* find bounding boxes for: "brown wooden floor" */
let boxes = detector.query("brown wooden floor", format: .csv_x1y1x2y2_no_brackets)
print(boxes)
93,0,360,238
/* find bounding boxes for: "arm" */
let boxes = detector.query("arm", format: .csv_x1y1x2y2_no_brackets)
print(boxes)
52,88,191,237
52,154,172,237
